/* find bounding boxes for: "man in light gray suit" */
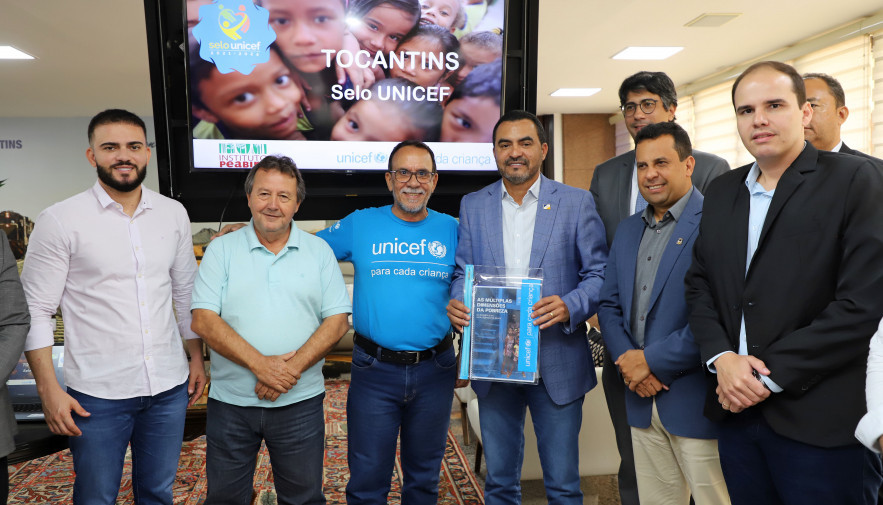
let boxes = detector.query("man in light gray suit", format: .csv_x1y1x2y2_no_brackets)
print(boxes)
590,71,729,505
0,233,29,501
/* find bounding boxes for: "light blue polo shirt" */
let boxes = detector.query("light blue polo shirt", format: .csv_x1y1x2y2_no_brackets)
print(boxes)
192,221,351,407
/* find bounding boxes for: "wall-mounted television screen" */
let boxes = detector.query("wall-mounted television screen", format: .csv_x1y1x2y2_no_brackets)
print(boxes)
187,0,505,173
144,0,537,220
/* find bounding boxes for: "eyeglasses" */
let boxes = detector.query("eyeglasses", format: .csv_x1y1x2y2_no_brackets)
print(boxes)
389,169,435,183
620,98,659,117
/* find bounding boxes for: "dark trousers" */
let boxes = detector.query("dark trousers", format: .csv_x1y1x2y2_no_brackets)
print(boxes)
601,349,639,505
719,409,883,505
1,455,6,503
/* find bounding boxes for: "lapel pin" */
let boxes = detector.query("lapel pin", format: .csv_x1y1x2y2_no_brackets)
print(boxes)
676,238,683,245
543,204,551,210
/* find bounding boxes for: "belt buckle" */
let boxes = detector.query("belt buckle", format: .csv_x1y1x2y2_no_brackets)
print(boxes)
411,351,420,364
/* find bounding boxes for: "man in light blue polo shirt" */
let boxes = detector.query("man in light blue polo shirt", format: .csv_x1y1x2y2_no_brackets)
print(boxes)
316,140,458,504
191,155,351,505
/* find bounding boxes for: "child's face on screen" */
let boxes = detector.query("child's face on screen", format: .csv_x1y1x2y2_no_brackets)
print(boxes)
390,36,448,87
454,42,500,85
350,4,418,56
331,99,415,141
441,95,498,142
264,0,346,74
195,51,304,140
420,0,459,31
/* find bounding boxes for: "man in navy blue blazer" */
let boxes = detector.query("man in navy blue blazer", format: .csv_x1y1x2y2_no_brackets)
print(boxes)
598,122,729,505
448,110,607,504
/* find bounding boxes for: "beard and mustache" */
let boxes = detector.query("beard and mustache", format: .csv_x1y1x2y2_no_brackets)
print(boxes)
96,160,147,193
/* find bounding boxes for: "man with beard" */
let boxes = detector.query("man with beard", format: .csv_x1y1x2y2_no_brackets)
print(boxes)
447,110,608,504
316,140,459,504
20,109,206,504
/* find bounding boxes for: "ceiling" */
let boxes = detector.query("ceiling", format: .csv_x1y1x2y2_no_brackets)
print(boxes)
1,1,882,118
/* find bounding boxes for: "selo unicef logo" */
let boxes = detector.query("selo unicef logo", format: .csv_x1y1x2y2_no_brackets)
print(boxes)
218,4,251,41
192,1,276,75
428,241,446,258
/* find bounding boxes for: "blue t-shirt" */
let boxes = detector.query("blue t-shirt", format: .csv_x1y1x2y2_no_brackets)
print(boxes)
192,221,352,407
317,206,458,351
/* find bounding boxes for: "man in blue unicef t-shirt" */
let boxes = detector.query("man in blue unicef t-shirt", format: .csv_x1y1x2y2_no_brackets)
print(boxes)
317,140,459,504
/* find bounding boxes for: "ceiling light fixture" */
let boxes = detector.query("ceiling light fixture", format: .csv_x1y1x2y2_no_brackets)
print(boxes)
612,47,683,60
0,46,35,60
550,88,601,97
685,13,741,28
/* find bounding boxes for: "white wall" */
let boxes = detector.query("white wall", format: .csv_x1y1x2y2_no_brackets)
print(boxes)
0,117,324,236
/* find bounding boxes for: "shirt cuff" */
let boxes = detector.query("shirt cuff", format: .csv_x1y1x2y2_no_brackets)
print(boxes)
856,407,883,453
24,319,56,352
178,321,200,341
706,350,733,373
760,375,783,393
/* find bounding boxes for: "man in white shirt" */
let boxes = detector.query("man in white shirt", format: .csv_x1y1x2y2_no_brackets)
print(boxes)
20,109,206,505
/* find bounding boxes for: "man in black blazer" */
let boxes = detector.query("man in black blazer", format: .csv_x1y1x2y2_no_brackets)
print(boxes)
686,61,883,505
590,71,729,505
803,72,883,167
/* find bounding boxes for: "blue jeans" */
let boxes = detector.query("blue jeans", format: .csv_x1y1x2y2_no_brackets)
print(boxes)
718,409,883,505
478,380,584,505
68,382,188,505
205,393,326,505
345,342,457,504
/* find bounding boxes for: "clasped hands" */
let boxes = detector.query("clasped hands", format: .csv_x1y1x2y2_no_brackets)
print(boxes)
252,350,300,402
713,353,771,413
616,349,668,398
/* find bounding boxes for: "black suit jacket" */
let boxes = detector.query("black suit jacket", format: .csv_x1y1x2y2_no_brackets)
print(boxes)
592,149,729,247
685,142,883,448
839,142,883,170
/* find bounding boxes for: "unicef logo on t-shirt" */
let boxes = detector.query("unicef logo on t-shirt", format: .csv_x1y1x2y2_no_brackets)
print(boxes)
428,241,446,258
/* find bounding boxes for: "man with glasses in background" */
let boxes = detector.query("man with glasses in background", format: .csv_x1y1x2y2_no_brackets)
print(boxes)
317,140,460,504
590,71,729,505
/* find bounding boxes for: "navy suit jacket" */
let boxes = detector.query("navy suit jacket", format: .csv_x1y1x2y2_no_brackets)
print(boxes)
598,189,716,439
451,175,608,405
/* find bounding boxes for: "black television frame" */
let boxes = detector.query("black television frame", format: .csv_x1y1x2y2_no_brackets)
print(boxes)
143,0,538,222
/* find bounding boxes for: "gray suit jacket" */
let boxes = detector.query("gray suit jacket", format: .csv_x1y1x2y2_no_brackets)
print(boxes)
591,149,729,247
0,234,29,457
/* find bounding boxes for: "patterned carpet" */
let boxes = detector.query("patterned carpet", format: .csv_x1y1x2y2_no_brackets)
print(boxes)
7,379,484,504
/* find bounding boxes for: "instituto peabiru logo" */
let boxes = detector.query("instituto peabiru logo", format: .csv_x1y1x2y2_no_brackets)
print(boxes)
218,143,268,155
192,1,276,75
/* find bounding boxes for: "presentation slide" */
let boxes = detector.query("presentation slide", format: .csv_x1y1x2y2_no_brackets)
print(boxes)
187,0,505,171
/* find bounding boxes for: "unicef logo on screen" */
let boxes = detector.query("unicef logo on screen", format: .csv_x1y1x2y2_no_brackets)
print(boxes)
428,241,446,258
192,1,276,75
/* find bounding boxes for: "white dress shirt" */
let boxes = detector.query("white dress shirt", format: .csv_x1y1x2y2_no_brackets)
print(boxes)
501,176,540,271
21,182,198,399
857,317,883,452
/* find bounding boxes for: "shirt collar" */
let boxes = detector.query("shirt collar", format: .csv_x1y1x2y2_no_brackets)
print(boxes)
832,140,844,153
91,181,151,211
642,186,693,226
501,175,541,204
744,163,775,196
244,219,301,253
